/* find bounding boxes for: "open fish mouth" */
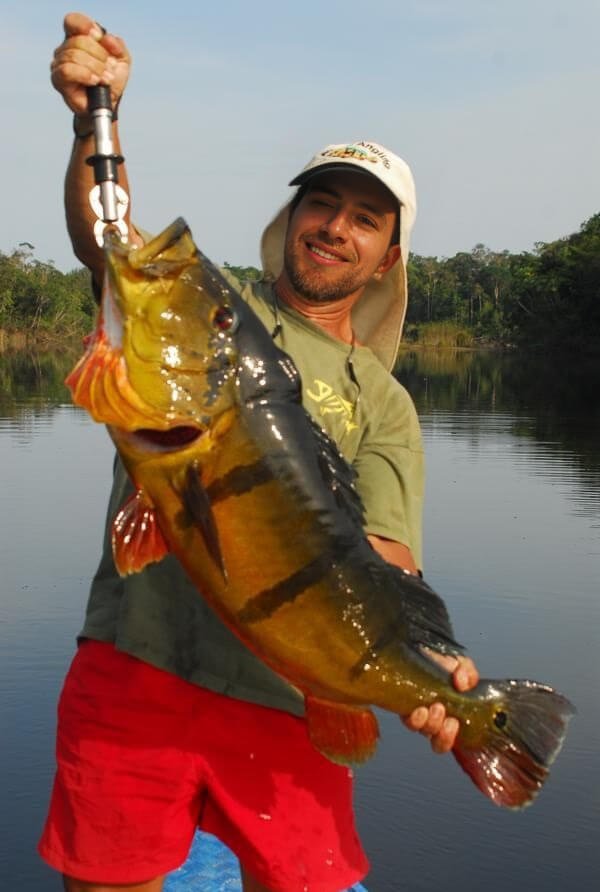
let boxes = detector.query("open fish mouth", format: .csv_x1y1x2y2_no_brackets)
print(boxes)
127,425,205,453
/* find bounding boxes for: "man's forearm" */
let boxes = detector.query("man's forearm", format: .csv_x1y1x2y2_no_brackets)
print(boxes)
368,534,419,574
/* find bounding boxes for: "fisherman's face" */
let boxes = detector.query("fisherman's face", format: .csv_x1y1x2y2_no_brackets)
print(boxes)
283,170,400,304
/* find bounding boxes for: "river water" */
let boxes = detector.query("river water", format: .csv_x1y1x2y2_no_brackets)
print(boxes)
1,346,598,891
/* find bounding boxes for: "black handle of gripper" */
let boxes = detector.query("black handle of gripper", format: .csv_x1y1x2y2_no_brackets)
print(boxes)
87,84,112,113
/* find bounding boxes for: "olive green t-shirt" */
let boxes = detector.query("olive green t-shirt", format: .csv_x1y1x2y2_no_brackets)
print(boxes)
80,276,424,716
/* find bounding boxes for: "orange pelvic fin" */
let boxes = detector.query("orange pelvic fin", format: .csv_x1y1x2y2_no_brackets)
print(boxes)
305,695,380,765
112,490,170,576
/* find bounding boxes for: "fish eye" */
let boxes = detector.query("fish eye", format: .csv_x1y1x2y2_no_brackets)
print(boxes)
494,710,508,729
212,305,239,333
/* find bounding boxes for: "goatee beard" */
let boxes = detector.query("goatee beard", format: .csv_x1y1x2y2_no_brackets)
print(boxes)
283,244,367,304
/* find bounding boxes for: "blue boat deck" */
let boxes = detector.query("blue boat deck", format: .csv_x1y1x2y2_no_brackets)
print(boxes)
165,832,368,891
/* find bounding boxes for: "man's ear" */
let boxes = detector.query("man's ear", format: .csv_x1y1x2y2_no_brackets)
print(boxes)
374,244,401,279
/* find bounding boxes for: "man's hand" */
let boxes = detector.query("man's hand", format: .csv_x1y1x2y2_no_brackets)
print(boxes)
50,12,131,114
404,652,479,753
366,536,480,754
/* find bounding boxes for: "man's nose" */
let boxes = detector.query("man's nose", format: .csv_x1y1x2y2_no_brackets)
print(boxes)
319,208,349,241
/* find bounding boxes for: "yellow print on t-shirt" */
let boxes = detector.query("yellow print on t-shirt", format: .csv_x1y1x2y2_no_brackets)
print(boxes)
305,379,358,434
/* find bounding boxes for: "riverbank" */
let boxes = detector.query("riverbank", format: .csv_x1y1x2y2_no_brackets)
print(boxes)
0,328,84,353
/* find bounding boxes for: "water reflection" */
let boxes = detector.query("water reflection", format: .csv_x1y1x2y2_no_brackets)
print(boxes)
396,348,600,522
2,345,599,498
0,346,77,405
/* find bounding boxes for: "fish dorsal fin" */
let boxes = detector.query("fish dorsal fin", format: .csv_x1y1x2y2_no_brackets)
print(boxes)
358,560,464,659
306,415,366,529
112,490,170,576
305,695,380,765
181,463,228,583
398,572,464,656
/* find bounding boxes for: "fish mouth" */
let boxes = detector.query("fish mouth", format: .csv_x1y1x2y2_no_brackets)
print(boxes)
126,425,205,453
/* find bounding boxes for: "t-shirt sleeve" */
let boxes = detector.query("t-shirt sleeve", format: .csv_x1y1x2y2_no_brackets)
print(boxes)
352,381,425,569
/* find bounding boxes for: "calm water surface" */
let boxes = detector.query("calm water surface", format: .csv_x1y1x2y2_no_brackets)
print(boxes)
1,347,598,891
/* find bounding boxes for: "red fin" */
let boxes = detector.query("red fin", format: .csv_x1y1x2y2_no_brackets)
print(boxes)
453,739,549,810
452,680,575,809
66,325,168,429
305,696,379,765
112,490,170,576
66,324,118,421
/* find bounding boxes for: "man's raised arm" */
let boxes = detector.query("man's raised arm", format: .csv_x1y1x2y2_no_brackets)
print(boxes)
51,12,138,286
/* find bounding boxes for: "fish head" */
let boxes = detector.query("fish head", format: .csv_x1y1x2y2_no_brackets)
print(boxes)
67,218,244,438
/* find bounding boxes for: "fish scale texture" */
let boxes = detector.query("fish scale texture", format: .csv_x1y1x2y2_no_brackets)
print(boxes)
164,831,369,891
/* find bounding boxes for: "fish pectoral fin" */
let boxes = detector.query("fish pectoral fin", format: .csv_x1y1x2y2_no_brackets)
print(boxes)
112,490,170,576
181,463,227,582
305,696,379,765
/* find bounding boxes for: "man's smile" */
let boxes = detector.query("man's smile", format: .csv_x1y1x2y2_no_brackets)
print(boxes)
305,240,349,264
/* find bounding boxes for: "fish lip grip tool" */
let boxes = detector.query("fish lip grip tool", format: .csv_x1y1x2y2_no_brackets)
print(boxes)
86,85,129,246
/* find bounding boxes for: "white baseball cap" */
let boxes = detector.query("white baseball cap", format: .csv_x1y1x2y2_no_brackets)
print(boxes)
260,141,417,371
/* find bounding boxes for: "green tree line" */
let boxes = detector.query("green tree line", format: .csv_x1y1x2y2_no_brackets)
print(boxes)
0,244,95,340
406,212,600,352
2,213,598,352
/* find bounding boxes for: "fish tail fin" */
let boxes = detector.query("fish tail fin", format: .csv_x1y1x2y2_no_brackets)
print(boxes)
453,680,575,809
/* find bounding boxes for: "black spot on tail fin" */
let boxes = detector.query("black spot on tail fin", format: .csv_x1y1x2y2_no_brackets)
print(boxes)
453,679,575,809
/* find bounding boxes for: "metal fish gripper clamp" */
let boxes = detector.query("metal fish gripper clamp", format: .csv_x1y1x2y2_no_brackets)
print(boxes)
86,85,129,246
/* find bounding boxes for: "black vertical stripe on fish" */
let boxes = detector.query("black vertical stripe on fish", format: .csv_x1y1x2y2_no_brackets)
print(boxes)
205,456,275,503
237,547,349,624
181,462,227,582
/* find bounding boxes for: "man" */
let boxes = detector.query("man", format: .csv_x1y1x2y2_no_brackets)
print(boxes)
42,13,478,892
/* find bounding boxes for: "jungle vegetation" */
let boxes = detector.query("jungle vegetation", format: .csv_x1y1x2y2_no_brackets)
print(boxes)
1,213,598,354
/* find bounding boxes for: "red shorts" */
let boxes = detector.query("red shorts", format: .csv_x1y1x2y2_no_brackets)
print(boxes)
38,641,368,890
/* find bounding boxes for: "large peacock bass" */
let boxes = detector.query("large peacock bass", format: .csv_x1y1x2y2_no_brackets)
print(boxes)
67,219,574,809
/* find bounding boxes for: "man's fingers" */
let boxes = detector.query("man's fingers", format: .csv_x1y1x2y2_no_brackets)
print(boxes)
51,60,101,91
58,35,108,62
431,717,459,754
62,12,100,39
404,705,428,731
419,702,446,736
421,647,458,674
62,14,128,60
101,33,129,61
404,702,446,736
53,46,107,79
453,656,479,692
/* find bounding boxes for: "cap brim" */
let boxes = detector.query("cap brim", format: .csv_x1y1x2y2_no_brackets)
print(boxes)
289,163,387,189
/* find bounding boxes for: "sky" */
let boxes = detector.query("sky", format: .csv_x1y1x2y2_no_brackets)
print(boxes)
1,0,599,272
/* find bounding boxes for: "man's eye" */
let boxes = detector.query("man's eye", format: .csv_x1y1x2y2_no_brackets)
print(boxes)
358,215,377,228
